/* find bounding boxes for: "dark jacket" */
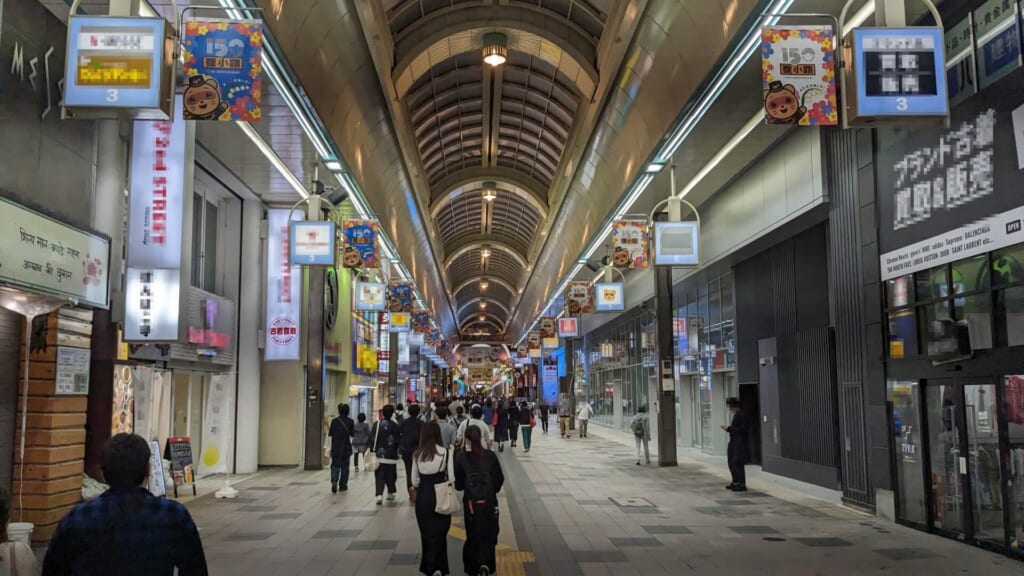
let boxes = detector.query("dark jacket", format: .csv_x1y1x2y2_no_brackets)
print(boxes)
508,405,520,426
539,404,550,418
329,416,355,459
370,418,401,461
399,416,422,454
454,449,505,506
726,410,751,465
516,406,532,426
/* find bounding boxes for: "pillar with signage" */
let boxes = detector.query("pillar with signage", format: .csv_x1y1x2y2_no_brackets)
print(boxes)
652,213,678,467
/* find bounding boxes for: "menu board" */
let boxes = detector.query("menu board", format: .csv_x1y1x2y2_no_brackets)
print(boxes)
165,437,196,497
55,347,90,395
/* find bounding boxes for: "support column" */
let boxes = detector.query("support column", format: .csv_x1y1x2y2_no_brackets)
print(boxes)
303,268,325,470
387,332,399,403
235,199,262,473
654,212,678,467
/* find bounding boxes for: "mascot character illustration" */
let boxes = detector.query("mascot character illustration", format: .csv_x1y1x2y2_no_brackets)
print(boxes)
763,81,806,125
184,75,230,120
612,246,632,268
342,246,363,268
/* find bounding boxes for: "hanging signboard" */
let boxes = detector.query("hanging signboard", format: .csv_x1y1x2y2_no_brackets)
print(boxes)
390,312,411,333
412,312,431,333
388,282,415,312
848,27,948,124
56,346,91,395
342,220,379,269
610,220,649,269
973,0,1022,89
945,16,977,107
594,282,625,312
289,220,335,265
653,221,700,266
181,19,263,121
558,317,579,338
527,332,541,357
0,197,110,308
355,281,387,311
564,281,593,315
265,209,301,360
761,26,838,125
124,268,179,341
63,16,174,119
539,317,558,349
128,110,186,270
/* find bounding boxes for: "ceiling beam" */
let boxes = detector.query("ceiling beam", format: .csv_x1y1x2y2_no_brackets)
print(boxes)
457,297,512,318
451,276,518,299
443,238,528,271
458,309,508,330
430,166,548,218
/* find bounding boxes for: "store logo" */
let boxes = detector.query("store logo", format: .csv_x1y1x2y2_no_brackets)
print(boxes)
269,316,297,345
1008,219,1022,234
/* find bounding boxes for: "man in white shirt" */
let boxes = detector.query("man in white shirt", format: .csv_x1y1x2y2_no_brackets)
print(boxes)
576,401,594,438
456,405,493,450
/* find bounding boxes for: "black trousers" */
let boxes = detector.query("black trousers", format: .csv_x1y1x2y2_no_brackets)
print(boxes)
401,451,414,490
375,463,398,496
728,460,746,486
540,415,549,432
463,501,499,575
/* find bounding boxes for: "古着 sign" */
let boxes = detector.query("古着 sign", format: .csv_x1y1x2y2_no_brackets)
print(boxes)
0,197,109,307
761,26,838,125
265,209,300,361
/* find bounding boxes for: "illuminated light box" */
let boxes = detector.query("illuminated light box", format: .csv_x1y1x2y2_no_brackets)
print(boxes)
356,282,387,311
558,317,579,338
845,27,949,126
653,221,700,267
63,16,174,119
289,221,335,266
594,283,625,312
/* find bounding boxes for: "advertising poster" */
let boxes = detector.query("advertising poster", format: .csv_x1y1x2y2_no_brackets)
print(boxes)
290,221,335,265
182,19,263,121
56,347,90,395
558,317,579,338
342,220,379,269
611,220,649,269
564,281,593,315
265,209,301,361
112,366,135,435
761,26,838,125
539,317,558,349
388,282,415,312
412,312,431,333
199,374,231,476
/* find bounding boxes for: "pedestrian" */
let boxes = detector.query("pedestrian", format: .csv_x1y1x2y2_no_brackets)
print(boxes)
558,404,571,438
352,413,370,471
507,402,520,448
454,426,505,576
327,403,355,493
395,403,407,422
539,400,550,433
436,406,457,449
421,401,436,423
576,401,594,438
42,433,208,575
454,405,469,427
401,404,424,493
410,422,453,576
482,399,494,434
723,397,750,492
1,485,38,575
630,406,651,466
456,405,493,450
493,399,509,453
516,401,534,452
370,405,403,505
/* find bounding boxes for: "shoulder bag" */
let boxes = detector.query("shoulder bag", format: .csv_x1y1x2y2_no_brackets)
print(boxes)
434,448,461,516
364,421,382,472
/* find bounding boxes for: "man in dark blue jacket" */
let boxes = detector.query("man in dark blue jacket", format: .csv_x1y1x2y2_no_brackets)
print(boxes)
399,404,423,493
43,433,208,575
328,403,355,493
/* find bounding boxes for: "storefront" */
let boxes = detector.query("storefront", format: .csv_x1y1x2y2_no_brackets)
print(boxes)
582,307,656,432
881,10,1024,555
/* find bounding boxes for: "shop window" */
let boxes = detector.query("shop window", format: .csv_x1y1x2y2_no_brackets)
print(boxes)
915,267,948,302
996,286,1024,348
889,380,926,525
190,193,220,293
888,310,918,359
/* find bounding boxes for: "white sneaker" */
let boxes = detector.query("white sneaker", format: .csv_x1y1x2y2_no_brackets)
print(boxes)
386,493,396,501
375,495,383,505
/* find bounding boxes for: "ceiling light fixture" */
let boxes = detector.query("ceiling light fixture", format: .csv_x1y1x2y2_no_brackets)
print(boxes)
481,247,492,259
324,160,343,172
480,279,489,290
482,181,497,202
645,163,665,174
482,33,508,67
479,315,487,322
480,301,488,309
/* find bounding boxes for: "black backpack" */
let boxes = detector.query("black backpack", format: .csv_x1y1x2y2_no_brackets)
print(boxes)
464,459,495,502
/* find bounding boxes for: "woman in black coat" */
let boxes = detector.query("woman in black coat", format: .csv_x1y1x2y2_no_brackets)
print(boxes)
506,402,520,448
455,425,505,576
371,405,403,505
492,400,510,452
723,397,750,492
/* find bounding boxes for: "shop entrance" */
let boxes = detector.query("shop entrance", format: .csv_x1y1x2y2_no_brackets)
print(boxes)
896,377,1024,555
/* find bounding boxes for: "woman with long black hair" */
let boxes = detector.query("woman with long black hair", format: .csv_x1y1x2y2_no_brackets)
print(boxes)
454,425,505,576
410,422,453,576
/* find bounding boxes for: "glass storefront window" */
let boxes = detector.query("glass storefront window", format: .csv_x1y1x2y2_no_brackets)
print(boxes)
890,381,926,525
916,267,949,302
888,310,918,359
887,275,912,308
953,293,992,349
996,286,1024,347
919,301,954,356
1005,375,1024,555
992,244,1024,287
964,383,1003,545
952,255,988,295
926,383,965,534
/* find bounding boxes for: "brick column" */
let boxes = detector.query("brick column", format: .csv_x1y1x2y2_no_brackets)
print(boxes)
14,308,93,543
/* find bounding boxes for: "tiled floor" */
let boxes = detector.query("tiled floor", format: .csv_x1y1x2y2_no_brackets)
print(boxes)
187,420,1024,575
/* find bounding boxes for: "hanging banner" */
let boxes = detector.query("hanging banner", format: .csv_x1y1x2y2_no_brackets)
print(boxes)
112,366,135,435
388,282,415,312
611,220,649,269
199,373,231,476
390,312,411,333
342,220,379,269
148,440,166,497
761,26,838,125
412,312,431,333
539,317,558,349
127,109,186,270
564,281,593,315
427,329,443,347
558,317,579,338
527,332,541,357
181,19,263,121
265,209,301,361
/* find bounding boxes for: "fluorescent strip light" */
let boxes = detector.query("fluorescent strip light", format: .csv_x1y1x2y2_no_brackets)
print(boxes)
324,160,343,172
676,111,761,199
645,163,665,173
236,122,308,198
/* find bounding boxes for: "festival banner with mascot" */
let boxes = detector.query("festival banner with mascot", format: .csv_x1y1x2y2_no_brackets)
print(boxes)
182,19,263,122
761,26,837,126
611,220,649,269
342,220,379,269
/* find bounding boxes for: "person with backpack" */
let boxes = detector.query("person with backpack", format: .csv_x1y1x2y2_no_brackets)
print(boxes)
493,399,509,453
370,405,403,505
516,401,534,452
630,406,651,466
410,423,453,576
400,404,425,493
327,403,355,493
456,405,493,451
454,425,505,576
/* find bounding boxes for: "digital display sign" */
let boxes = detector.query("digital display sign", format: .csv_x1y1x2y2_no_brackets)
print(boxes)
851,27,948,119
64,16,172,117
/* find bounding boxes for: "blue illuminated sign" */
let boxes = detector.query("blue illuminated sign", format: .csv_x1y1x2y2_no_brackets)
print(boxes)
64,16,169,111
289,221,335,266
594,283,625,312
853,27,949,117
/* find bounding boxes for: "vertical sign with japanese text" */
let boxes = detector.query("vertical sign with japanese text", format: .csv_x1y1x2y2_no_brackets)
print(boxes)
265,209,301,360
